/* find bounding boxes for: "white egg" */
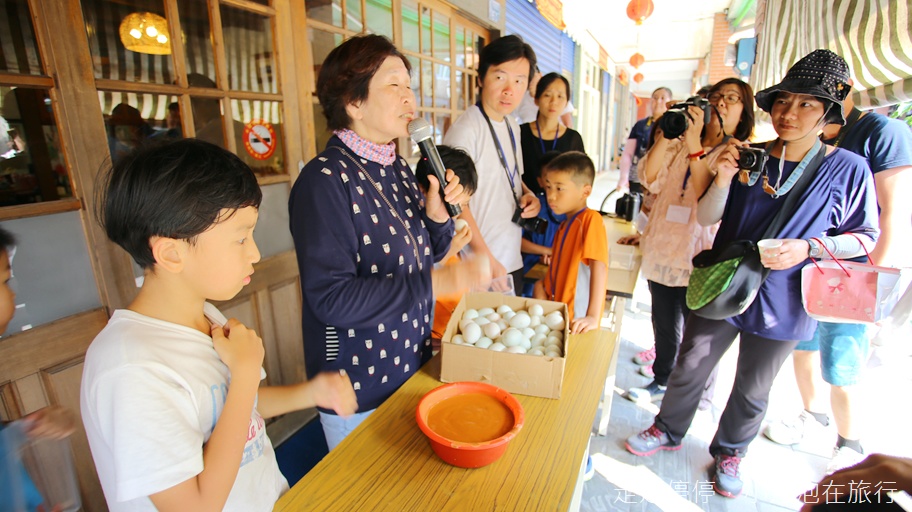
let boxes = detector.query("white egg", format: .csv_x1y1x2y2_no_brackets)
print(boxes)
545,349,562,358
531,333,547,346
496,304,513,315
509,311,531,329
463,308,479,320
452,334,465,345
497,319,509,332
462,323,481,344
506,346,527,354
546,335,561,346
475,337,493,349
529,315,542,328
529,304,544,317
483,322,501,339
552,330,564,340
489,342,507,352
521,327,536,339
475,317,491,327
520,339,532,350
478,307,495,316
544,313,565,331
503,311,516,321
486,313,501,322
534,324,550,335
501,328,523,347
454,218,469,232
529,347,545,356
459,319,475,332
545,343,561,354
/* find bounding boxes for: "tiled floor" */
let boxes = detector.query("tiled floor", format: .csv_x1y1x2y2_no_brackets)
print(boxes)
579,276,912,512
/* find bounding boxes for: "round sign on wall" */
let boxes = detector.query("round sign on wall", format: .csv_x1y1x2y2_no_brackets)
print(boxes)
242,120,277,160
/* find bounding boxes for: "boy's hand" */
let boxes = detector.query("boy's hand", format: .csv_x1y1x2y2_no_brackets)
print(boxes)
451,224,472,254
309,372,358,417
24,406,75,440
570,315,600,334
617,234,640,246
211,319,264,379
541,254,552,265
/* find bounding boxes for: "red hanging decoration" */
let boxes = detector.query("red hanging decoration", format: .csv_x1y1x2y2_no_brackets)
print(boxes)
633,72,644,84
629,53,645,69
626,0,654,25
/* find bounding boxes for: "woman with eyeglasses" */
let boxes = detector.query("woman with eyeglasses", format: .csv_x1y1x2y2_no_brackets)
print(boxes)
625,50,879,499
622,78,755,406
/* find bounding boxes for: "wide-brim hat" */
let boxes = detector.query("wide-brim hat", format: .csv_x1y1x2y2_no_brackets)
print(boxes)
754,49,851,125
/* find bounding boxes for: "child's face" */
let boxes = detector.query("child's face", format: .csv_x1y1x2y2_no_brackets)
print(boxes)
543,170,591,215
0,250,15,333
180,206,261,302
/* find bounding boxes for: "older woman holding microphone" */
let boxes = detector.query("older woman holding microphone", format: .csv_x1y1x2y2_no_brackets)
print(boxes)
289,35,489,450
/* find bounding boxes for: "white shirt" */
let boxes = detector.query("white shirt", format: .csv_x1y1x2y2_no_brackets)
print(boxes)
80,307,287,511
444,105,525,273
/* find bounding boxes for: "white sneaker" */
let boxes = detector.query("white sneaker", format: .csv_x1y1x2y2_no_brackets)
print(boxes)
827,446,865,474
763,410,828,445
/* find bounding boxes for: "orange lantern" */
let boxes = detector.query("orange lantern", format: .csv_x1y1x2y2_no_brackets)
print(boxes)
629,52,645,69
626,0,654,25
633,73,644,84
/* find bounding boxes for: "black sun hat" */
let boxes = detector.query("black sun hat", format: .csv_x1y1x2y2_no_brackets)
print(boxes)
754,49,851,125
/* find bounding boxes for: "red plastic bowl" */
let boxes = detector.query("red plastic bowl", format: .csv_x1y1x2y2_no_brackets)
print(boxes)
415,382,524,468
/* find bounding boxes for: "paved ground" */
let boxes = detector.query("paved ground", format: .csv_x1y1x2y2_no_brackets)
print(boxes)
580,169,912,511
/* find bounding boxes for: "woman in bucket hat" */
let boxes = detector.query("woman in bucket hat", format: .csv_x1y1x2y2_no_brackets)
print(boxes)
624,49,880,498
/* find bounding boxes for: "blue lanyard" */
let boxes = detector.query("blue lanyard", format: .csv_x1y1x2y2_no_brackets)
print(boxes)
741,139,822,198
549,209,584,301
477,103,521,205
536,120,559,154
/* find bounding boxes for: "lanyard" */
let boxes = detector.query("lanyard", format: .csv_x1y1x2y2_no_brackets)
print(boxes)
680,168,692,199
742,139,822,197
478,103,521,206
536,120,559,154
549,209,584,301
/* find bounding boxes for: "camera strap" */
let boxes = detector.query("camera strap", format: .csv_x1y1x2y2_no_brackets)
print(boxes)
549,208,585,301
477,103,522,209
762,138,823,199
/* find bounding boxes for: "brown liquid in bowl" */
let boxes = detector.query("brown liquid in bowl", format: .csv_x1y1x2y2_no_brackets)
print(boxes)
427,393,514,443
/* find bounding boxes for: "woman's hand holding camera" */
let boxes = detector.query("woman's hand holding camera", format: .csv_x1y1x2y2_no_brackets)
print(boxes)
683,105,706,150
712,139,746,187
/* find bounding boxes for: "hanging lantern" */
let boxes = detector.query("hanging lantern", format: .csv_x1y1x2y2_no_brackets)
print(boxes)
119,12,172,55
629,53,645,69
633,73,644,84
626,0,654,25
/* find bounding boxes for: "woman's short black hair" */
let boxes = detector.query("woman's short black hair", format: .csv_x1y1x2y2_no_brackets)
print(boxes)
317,34,411,132
535,72,571,102
709,78,755,141
97,138,262,269
415,145,478,196
0,227,15,254
477,34,537,82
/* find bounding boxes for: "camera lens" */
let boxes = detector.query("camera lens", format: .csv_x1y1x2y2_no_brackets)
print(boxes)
659,110,688,139
740,152,756,168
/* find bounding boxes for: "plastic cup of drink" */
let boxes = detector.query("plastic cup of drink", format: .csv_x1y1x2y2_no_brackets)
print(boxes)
757,239,782,260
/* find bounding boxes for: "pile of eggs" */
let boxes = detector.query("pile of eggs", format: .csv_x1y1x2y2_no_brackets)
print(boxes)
450,303,566,357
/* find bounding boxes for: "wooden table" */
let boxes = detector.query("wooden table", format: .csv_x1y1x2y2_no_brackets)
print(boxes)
275,328,617,512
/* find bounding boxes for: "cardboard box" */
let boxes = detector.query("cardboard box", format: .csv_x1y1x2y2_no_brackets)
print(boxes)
440,292,570,399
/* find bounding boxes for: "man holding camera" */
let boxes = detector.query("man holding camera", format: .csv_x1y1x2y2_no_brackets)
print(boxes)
444,35,541,290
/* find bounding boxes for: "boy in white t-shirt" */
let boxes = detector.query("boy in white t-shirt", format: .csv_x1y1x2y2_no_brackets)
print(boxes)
80,138,357,512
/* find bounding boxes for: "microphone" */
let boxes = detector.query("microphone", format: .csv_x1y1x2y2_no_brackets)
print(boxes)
408,118,461,217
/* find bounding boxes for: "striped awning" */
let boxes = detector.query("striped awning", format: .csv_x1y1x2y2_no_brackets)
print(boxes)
752,0,912,109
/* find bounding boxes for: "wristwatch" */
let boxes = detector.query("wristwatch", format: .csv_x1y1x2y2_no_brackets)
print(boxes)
807,238,822,258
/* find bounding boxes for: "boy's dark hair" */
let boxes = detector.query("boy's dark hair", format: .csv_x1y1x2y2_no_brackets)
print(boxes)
539,150,562,170
543,151,595,186
317,34,411,132
477,34,537,83
535,72,571,102
415,145,478,196
0,226,15,253
97,138,262,269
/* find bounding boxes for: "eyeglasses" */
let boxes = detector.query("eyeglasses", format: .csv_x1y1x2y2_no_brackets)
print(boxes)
708,93,742,105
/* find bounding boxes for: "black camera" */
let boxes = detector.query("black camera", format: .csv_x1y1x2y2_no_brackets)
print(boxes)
615,192,642,222
736,147,769,174
659,96,712,140
513,207,547,235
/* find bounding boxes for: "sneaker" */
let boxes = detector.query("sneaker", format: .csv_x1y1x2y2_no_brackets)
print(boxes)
712,452,743,498
625,381,666,403
625,424,681,456
763,410,828,445
638,365,654,378
633,346,656,365
827,446,865,475
583,456,595,481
